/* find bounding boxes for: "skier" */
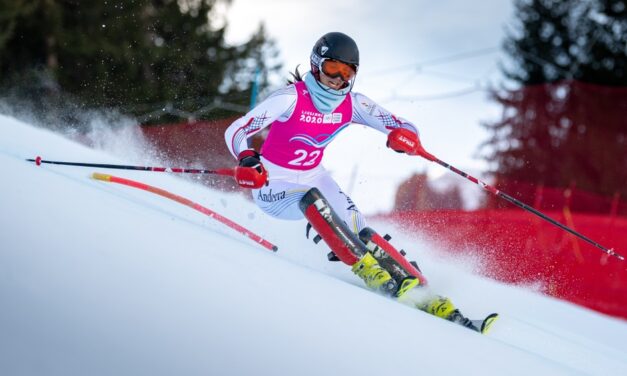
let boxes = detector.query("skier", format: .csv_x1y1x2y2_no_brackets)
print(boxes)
225,32,496,333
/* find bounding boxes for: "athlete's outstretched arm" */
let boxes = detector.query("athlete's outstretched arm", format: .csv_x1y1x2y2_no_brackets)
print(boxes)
351,92,431,156
350,92,419,136
224,86,297,158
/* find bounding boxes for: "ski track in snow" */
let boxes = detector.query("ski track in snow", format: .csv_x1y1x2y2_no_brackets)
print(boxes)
1,114,627,376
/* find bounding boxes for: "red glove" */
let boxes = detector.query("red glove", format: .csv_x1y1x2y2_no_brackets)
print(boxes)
234,150,268,188
386,128,436,161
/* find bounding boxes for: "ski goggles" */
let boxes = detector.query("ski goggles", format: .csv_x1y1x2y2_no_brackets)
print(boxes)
320,59,357,82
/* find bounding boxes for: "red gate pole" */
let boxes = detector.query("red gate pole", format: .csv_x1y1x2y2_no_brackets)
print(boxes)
92,173,277,252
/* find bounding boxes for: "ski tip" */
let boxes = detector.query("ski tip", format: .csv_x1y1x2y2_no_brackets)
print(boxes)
480,313,499,335
272,245,279,252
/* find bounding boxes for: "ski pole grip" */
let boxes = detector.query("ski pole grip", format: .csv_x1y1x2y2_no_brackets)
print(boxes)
215,168,235,177
417,149,437,162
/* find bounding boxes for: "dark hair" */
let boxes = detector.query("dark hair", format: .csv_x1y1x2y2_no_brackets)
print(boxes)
287,65,303,84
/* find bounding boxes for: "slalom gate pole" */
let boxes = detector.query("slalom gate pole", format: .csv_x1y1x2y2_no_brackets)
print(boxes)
91,173,278,252
28,156,234,177
415,149,624,261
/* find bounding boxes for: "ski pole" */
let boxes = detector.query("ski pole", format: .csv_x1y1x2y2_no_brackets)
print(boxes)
414,149,624,261
28,156,234,177
91,173,278,252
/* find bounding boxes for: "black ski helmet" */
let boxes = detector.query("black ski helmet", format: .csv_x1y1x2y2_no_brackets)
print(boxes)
310,32,359,78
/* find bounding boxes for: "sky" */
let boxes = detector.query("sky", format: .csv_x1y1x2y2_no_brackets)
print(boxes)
220,0,516,214
2,113,627,375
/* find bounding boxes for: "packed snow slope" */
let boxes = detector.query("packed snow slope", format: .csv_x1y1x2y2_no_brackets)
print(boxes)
1,114,626,376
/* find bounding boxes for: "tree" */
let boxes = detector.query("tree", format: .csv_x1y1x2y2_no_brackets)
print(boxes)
0,0,280,124
482,0,627,200
394,173,464,211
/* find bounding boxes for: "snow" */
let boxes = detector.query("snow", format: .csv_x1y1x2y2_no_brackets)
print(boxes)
1,113,626,376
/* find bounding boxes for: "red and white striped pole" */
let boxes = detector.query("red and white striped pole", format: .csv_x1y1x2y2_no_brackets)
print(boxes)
414,149,623,261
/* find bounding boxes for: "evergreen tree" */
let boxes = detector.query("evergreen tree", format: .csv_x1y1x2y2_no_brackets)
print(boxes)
574,0,627,85
0,0,280,124
483,0,627,199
